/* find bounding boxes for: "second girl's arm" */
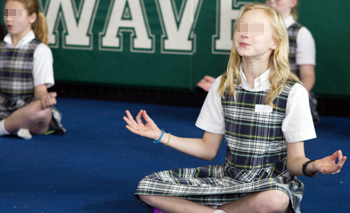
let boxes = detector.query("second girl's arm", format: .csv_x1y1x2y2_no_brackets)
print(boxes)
124,109,224,161
299,65,315,93
34,85,57,109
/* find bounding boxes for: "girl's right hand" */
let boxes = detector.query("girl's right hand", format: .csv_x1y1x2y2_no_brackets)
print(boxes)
41,92,57,109
123,110,162,140
197,75,215,92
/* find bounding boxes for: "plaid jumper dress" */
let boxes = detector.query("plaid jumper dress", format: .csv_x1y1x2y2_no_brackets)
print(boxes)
0,38,41,120
288,23,302,77
135,81,304,213
288,23,319,123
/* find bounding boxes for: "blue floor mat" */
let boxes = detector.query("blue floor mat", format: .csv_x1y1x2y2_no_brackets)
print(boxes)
0,97,349,212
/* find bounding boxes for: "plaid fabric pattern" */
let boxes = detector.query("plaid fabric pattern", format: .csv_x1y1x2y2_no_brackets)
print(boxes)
222,84,291,170
288,22,302,76
287,23,319,123
135,81,304,213
0,39,41,119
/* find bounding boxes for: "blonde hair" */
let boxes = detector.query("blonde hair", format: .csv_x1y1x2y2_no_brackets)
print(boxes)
218,3,300,107
6,0,48,44
291,7,297,21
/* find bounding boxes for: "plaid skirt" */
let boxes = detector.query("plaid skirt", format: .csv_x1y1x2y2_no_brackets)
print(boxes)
0,96,32,120
135,159,304,213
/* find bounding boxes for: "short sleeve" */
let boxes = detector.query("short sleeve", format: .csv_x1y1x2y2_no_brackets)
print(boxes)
296,27,316,66
282,84,317,142
195,76,225,134
33,43,55,88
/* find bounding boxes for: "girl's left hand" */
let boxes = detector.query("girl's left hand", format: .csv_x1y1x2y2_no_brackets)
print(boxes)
313,150,347,174
41,92,57,109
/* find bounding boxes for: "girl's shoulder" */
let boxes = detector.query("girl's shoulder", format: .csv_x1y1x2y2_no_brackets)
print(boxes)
288,83,308,98
290,21,314,39
280,80,303,97
33,41,53,56
291,22,303,29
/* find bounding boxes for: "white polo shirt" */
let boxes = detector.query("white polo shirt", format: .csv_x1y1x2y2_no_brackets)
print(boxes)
195,68,317,143
3,30,55,88
285,16,316,66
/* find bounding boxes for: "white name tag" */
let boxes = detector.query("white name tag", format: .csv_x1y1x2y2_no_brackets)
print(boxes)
255,104,273,113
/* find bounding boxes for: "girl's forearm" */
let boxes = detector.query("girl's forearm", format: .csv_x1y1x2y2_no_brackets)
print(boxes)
156,132,223,161
287,156,318,176
33,92,47,101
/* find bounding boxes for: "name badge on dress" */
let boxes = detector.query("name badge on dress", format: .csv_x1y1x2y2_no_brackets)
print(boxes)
255,104,273,113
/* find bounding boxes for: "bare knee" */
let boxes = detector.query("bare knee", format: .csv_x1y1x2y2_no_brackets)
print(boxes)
25,103,51,123
139,195,158,206
253,191,290,213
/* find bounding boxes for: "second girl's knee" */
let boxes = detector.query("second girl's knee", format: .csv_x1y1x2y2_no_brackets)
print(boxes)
26,103,52,122
253,191,290,213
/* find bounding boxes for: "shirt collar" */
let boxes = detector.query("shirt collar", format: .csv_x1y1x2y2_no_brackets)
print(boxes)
4,30,36,48
284,15,295,29
239,65,271,91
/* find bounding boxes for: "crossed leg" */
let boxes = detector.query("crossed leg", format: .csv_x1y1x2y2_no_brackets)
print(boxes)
139,190,291,213
218,190,291,213
4,100,52,135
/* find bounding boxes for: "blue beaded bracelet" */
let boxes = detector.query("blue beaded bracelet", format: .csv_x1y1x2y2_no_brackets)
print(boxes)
153,129,165,144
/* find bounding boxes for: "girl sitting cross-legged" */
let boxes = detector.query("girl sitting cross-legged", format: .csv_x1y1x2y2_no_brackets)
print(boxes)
123,3,346,213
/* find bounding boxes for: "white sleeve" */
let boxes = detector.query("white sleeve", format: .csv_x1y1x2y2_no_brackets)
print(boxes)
296,27,316,66
195,76,225,134
33,43,55,88
282,84,317,142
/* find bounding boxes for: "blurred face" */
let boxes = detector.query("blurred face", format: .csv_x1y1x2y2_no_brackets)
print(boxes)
265,0,296,18
233,9,276,60
4,0,36,39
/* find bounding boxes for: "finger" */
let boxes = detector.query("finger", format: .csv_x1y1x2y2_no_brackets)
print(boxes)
197,80,204,86
330,151,339,161
323,164,343,174
338,150,343,161
45,98,49,109
48,93,57,105
46,96,52,107
204,75,215,83
46,95,52,107
125,110,137,125
321,167,329,175
337,156,347,166
123,116,137,128
51,97,57,106
204,75,211,81
198,78,205,83
142,110,154,123
42,96,48,108
41,99,46,109
49,92,57,98
136,110,143,124
125,125,140,135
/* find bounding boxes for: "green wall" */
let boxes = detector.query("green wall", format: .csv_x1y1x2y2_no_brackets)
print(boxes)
298,1,350,97
1,0,349,98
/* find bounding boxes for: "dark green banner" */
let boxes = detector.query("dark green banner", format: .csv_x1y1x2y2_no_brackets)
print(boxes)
40,0,255,90
2,0,348,96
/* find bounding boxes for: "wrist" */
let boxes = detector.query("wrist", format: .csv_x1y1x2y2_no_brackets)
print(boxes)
302,160,320,177
153,129,162,140
153,129,165,144
306,160,317,174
